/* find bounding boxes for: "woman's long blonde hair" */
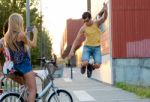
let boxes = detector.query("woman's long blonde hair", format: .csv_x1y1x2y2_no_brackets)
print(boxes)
4,13,26,51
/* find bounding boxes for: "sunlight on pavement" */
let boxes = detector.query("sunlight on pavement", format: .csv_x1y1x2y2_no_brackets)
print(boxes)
63,78,73,82
73,90,96,101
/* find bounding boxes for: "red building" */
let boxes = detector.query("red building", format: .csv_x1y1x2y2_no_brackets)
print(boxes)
60,19,84,66
112,0,150,58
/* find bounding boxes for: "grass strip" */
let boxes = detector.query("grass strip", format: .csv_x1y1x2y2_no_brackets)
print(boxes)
116,82,150,98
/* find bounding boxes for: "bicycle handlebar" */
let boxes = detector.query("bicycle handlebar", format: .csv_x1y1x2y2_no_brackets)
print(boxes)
36,57,56,66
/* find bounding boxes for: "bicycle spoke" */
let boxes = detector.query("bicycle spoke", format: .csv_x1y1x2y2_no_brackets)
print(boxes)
53,95,60,102
1,96,22,102
0,93,24,102
51,93,71,102
48,90,73,102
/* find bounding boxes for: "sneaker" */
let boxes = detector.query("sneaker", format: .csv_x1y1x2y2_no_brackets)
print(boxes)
80,66,86,74
87,64,93,78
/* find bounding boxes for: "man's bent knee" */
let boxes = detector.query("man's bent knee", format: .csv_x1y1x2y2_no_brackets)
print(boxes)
93,64,101,69
81,61,88,67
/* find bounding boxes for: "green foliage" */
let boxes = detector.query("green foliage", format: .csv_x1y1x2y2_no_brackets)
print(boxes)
116,82,150,98
31,29,52,65
0,0,53,66
0,0,26,38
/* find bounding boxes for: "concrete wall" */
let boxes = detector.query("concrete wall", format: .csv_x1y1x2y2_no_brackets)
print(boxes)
92,54,113,85
92,57,150,87
113,58,150,86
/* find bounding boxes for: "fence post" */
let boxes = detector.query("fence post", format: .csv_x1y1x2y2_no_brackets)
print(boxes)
68,59,73,79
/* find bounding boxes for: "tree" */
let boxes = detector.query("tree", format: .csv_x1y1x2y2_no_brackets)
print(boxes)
0,0,53,66
31,29,53,65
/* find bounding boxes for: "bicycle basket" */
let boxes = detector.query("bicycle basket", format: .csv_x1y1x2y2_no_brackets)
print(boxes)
47,64,64,78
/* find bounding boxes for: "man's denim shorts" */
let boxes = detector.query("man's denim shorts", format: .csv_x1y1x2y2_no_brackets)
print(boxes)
82,45,102,64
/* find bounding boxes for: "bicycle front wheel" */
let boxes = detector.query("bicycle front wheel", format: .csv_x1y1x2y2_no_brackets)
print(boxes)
48,89,73,102
0,93,24,102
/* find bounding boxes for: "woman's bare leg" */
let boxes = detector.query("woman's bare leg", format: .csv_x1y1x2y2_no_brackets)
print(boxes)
24,71,37,102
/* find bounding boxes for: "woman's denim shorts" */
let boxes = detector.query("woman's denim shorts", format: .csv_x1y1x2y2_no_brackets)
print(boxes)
82,45,102,64
14,57,32,75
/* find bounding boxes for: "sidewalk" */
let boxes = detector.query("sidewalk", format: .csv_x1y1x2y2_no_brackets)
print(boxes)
35,67,150,102
52,67,150,102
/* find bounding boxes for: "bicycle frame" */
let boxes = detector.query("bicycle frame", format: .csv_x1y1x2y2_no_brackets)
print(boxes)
37,81,52,99
35,60,59,101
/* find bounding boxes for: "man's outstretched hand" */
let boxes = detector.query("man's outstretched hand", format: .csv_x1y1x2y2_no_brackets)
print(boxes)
103,3,107,12
67,51,74,60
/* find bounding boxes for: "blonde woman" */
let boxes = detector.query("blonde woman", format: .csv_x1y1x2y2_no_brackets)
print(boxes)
3,13,38,102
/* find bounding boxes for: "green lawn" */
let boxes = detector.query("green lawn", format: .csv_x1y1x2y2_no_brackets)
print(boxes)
116,83,150,98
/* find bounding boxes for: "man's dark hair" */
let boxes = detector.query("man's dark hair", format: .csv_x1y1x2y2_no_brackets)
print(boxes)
82,12,91,19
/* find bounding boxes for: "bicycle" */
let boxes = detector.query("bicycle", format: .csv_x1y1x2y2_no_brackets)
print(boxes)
0,57,73,102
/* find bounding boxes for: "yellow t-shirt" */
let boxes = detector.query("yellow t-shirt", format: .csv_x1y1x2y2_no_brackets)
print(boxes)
83,22,101,46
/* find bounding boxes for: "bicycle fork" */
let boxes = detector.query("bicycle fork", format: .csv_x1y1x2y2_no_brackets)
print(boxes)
52,87,60,102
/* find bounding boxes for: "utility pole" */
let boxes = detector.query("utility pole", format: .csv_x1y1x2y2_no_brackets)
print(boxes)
87,0,91,12
26,0,30,33
39,0,43,58
26,0,30,57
